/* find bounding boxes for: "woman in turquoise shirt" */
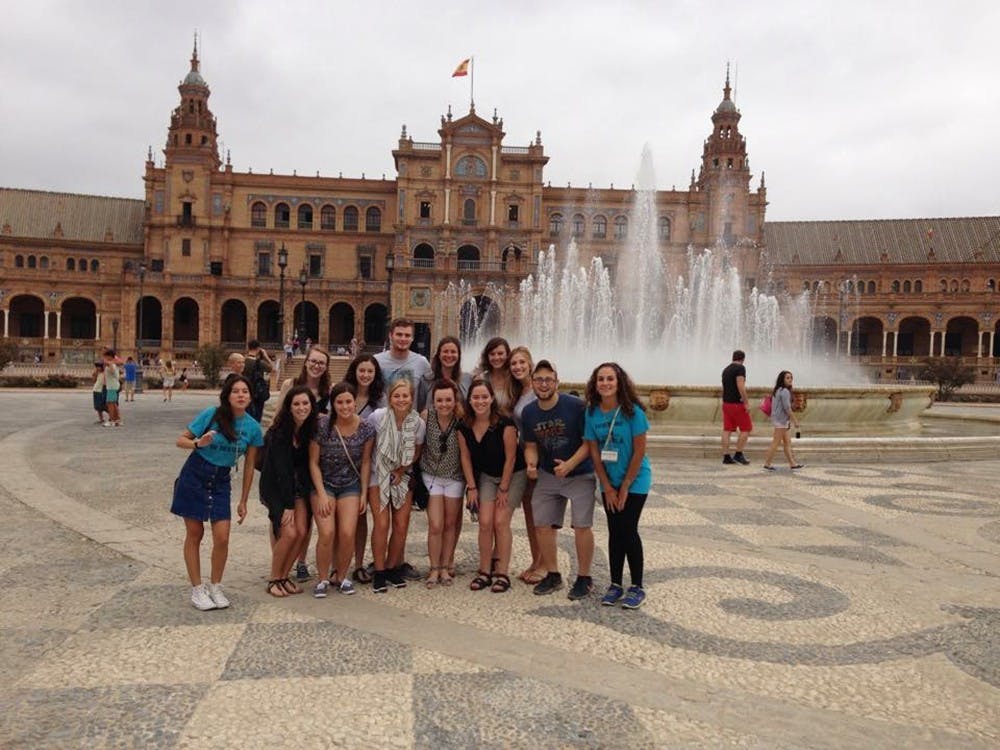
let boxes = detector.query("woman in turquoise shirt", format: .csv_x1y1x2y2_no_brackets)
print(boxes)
584,362,652,610
171,375,264,611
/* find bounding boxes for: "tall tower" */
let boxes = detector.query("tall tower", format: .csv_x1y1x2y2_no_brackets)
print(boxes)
164,38,220,170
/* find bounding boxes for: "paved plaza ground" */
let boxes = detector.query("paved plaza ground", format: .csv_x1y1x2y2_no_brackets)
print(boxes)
0,391,997,749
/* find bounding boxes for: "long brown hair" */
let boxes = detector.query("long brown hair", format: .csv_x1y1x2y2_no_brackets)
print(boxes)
584,362,644,418
463,378,500,428
293,345,332,399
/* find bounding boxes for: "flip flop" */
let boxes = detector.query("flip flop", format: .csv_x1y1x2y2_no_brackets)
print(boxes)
266,579,287,598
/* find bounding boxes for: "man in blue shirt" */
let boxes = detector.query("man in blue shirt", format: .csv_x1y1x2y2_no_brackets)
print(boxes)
522,360,596,599
122,356,138,402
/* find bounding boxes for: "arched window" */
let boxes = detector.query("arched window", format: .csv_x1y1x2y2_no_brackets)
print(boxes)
548,213,563,236
15,254,24,268
592,215,606,239
297,204,313,230
79,258,87,272
462,199,476,225
658,216,671,241
27,255,37,269
90,260,99,272
614,216,628,240
802,281,810,291
903,280,911,293
571,213,585,237
365,207,381,232
914,280,923,293
320,204,336,230
950,279,959,293
250,201,266,228
891,280,901,293
961,279,970,292
413,243,435,268
67,258,76,271
845,280,854,293
343,206,359,231
867,281,876,294
988,279,997,292
275,203,290,229
39,256,49,269
939,279,948,292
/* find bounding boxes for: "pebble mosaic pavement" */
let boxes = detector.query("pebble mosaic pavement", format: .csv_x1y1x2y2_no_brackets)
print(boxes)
0,392,996,749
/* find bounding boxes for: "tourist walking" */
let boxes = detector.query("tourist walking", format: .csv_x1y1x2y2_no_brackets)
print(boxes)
459,379,527,593
162,360,176,402
103,348,122,427
522,360,596,599
178,367,190,390
122,356,138,402
367,379,425,593
244,340,273,422
309,382,375,597
721,349,753,465
584,363,652,609
474,337,515,416
91,361,109,424
170,375,263,610
762,370,804,471
509,345,544,584
419,379,469,587
259,386,316,597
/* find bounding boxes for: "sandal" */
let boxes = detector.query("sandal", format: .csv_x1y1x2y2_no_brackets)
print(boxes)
425,566,441,589
490,574,511,593
439,570,454,587
352,566,373,584
280,578,303,595
266,579,287,597
521,569,546,585
469,571,492,591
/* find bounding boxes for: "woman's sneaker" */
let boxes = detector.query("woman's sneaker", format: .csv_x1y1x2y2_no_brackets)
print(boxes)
621,586,646,609
313,580,330,598
191,584,216,611
385,567,408,588
372,571,388,593
601,583,624,606
339,579,356,596
295,561,310,582
207,583,230,609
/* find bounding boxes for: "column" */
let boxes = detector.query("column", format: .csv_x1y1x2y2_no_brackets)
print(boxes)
977,330,984,358
939,331,946,356
845,330,853,357
990,330,996,359
881,330,888,357
43,311,49,340
55,312,61,340
490,189,496,226
444,188,451,225
2,309,8,338
95,313,101,340
892,331,898,357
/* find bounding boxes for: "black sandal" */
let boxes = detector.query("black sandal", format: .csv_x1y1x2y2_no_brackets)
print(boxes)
266,579,287,597
353,566,373,584
469,571,492,591
280,578,303,595
490,574,511,593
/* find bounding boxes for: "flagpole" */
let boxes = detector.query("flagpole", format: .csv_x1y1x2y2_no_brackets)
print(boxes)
470,56,475,111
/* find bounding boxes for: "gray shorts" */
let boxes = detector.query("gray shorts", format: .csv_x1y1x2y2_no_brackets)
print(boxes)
531,470,596,529
478,469,528,509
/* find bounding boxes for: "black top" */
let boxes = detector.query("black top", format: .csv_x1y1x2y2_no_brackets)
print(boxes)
258,430,312,511
721,362,746,403
458,416,525,478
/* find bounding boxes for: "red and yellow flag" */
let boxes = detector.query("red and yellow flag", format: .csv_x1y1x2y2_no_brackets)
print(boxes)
452,58,470,77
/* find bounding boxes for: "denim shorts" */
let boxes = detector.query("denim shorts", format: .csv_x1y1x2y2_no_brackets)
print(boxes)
92,392,106,411
171,451,233,522
324,482,362,500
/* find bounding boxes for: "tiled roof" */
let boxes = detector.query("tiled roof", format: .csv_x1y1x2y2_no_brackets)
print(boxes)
0,188,145,245
763,216,1000,266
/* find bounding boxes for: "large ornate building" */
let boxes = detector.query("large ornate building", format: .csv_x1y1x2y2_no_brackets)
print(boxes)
2,47,998,379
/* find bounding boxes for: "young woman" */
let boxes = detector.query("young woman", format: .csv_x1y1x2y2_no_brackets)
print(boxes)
509,345,544,584
171,375,263,611
91,361,109,425
179,367,190,390
584,362,652,610
162,360,176,402
343,354,385,583
458,379,527,593
278,345,332,414
762,370,804,471
420,379,470,587
259,385,316,597
367,379,425,593
417,336,473,411
309,382,375,597
475,337,515,417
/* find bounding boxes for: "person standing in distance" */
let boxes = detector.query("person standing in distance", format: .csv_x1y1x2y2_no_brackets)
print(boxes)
522,360,597,600
244,340,274,423
721,349,753,465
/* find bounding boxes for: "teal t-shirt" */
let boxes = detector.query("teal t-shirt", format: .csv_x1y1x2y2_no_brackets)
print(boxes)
188,406,264,468
583,405,653,494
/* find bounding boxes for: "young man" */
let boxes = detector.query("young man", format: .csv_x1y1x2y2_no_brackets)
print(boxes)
122,356,138,402
244,341,273,422
522,360,597,599
721,349,752,465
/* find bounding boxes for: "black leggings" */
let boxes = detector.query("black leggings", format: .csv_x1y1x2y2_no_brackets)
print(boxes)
603,492,647,588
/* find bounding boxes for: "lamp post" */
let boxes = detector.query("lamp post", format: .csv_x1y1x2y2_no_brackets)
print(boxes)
385,252,395,345
135,261,146,393
277,243,288,344
297,266,308,346
112,318,119,352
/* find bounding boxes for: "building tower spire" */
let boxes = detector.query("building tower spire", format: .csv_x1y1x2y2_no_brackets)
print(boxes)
163,36,220,169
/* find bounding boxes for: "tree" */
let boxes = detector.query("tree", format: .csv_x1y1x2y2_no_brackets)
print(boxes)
193,344,227,389
0,339,16,372
919,357,975,401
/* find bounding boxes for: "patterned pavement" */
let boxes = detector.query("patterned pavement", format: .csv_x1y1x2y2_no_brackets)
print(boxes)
0,392,997,749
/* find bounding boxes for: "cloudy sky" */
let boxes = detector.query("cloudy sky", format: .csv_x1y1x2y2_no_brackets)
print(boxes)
1,1,995,221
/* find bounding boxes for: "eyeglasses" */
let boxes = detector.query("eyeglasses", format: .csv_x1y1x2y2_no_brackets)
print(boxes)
532,377,556,385
306,359,327,367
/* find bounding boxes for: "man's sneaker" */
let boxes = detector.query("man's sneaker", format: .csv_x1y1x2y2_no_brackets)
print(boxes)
722,454,735,464
372,571,388,593
295,561,310,582
398,562,422,581
733,453,751,465
339,579,356,596
191,584,216,611
621,585,646,609
601,583,624,606
567,575,593,601
532,572,563,596
763,465,776,471
207,583,230,609
386,567,408,588
313,580,330,598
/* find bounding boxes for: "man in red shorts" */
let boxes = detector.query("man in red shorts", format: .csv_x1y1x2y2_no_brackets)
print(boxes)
721,350,752,465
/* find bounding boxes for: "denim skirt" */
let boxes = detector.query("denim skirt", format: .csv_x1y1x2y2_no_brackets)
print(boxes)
171,451,233,522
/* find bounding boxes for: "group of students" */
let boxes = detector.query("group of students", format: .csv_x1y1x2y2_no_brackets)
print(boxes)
170,318,652,613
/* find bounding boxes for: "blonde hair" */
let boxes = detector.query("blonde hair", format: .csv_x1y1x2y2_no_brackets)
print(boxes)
386,378,414,401
509,345,534,399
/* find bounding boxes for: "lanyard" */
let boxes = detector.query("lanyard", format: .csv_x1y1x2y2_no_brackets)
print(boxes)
603,408,621,450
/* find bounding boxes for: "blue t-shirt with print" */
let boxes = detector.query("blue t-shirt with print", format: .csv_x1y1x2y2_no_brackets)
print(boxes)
584,405,653,494
123,362,138,382
188,406,264,468
521,394,593,476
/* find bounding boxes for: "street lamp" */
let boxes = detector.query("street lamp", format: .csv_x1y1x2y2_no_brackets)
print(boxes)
112,318,119,352
385,252,395,344
297,266,308,345
136,261,147,362
277,243,288,344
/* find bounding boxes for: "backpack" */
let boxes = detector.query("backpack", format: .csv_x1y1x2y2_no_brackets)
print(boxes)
759,394,773,416
247,357,270,402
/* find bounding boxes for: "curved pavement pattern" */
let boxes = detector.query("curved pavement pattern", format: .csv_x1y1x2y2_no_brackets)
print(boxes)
0,392,997,749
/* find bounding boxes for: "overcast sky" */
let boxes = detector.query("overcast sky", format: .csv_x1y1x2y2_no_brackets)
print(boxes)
1,1,996,221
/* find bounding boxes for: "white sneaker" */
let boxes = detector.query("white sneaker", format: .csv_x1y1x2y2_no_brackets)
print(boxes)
102,421,112,427
207,583,230,609
191,584,216,611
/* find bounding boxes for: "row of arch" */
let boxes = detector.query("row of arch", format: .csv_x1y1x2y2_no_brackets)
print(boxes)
250,202,381,232
547,213,672,241
13,254,100,272
805,278,1000,295
809,314,1000,357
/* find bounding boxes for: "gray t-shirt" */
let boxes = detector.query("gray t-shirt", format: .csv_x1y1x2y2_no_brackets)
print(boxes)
375,350,431,392
771,387,793,427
